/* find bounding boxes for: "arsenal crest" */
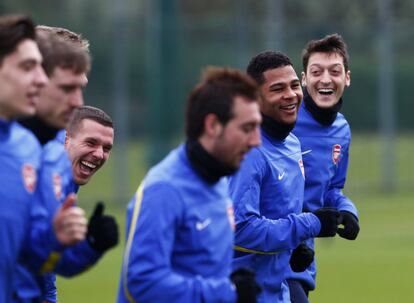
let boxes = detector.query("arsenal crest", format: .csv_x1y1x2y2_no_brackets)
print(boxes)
53,173,62,200
227,204,235,231
332,144,342,165
22,164,36,193
298,159,305,179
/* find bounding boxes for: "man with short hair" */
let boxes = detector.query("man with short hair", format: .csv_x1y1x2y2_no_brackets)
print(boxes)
228,51,341,302
23,105,118,303
118,67,262,303
65,105,114,186
0,14,87,303
19,26,90,144
287,33,360,302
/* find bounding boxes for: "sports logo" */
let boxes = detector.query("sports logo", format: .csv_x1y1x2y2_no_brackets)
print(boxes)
332,144,342,165
22,164,36,193
53,173,62,200
227,204,235,231
196,218,211,231
298,159,305,179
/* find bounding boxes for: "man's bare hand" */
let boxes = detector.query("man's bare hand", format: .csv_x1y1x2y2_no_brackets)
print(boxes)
53,194,87,246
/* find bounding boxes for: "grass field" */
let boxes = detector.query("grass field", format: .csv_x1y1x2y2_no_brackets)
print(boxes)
57,133,414,302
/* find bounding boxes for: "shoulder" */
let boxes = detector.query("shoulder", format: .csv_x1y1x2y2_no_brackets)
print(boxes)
10,122,41,160
333,113,351,139
42,139,68,164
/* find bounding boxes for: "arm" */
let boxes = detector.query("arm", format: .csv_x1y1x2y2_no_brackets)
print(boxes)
229,151,321,254
324,141,358,217
120,183,236,303
325,140,360,240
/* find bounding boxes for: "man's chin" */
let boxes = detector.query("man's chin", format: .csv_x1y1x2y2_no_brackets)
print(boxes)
314,98,338,109
74,176,88,186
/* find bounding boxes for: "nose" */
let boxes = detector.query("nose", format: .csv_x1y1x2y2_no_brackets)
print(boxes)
249,127,261,148
92,146,104,160
284,86,297,99
320,70,331,84
35,66,48,88
70,89,84,107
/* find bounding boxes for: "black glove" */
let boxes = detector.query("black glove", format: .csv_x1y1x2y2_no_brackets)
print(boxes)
87,202,119,252
337,211,359,240
289,243,314,272
313,207,340,237
230,268,262,303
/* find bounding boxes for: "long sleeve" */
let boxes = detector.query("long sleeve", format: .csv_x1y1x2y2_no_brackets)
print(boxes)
324,139,358,217
119,183,236,303
229,149,320,254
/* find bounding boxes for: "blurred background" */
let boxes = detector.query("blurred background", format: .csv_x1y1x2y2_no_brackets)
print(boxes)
1,0,413,302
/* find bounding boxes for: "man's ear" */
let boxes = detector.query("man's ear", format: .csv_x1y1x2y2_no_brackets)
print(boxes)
345,70,351,87
301,72,307,87
64,133,69,148
204,113,223,138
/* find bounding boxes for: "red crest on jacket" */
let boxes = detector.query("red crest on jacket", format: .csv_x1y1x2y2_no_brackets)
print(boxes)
22,164,36,193
332,144,342,165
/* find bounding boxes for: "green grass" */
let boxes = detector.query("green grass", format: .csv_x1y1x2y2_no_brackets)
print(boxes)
57,133,414,302
310,191,414,303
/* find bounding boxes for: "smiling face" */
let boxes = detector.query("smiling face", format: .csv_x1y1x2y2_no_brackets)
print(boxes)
0,39,48,120
259,65,303,125
302,52,350,108
65,118,114,185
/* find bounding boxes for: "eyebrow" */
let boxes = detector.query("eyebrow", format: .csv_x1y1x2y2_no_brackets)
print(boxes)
269,78,300,88
18,58,38,66
309,63,343,69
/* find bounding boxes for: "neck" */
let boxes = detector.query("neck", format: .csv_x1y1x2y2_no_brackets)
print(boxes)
303,88,342,125
18,116,60,145
261,113,294,141
186,140,236,184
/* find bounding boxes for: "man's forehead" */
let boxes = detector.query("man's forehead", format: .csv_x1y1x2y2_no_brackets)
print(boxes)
231,96,261,120
308,52,344,66
5,39,42,64
50,67,88,82
77,119,113,137
263,66,299,85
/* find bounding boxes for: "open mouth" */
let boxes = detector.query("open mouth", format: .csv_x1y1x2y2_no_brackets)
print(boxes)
280,103,297,112
80,160,98,174
318,88,334,95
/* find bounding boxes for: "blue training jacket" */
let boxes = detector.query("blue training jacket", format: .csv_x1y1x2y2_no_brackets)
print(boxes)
14,137,101,303
118,144,237,303
228,129,321,303
0,119,50,303
287,102,359,289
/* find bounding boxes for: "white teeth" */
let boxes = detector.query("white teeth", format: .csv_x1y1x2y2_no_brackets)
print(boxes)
282,104,296,109
81,161,96,169
318,88,334,94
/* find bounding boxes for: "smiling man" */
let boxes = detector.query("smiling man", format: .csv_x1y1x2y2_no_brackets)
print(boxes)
36,105,117,303
287,33,360,303
228,51,342,303
65,105,114,185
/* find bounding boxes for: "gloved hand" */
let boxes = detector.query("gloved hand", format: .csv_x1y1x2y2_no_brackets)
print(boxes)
337,211,359,240
230,268,262,303
313,207,340,237
289,243,314,272
87,202,119,252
